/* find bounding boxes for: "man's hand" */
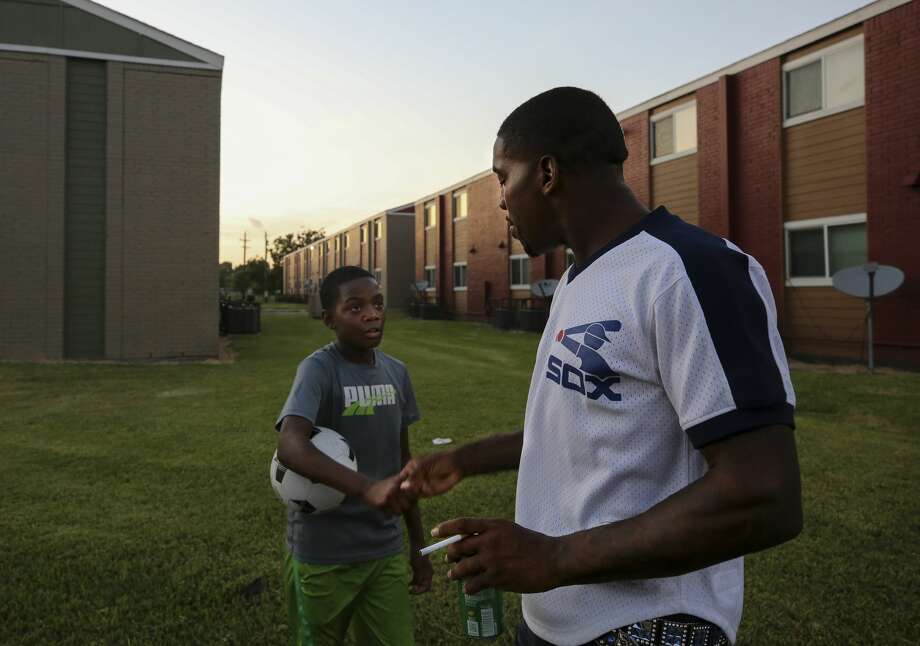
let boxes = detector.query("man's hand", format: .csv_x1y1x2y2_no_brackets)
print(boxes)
361,474,412,515
434,518,563,595
409,551,433,594
400,450,464,498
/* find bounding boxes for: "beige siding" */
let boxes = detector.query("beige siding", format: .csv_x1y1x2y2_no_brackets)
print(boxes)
651,95,695,115
785,26,862,62
454,290,468,315
652,154,699,225
425,228,437,266
784,108,866,220
453,218,469,263
783,286,865,344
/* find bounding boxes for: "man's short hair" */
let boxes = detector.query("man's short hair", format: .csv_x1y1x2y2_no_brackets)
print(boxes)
497,87,628,169
320,266,375,310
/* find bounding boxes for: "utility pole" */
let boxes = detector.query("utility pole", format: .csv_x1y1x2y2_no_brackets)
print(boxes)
264,232,270,299
241,231,248,264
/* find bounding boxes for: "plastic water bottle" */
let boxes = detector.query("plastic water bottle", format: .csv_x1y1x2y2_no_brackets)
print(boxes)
457,581,504,639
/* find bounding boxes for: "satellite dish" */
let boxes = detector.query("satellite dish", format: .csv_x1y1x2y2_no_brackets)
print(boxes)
532,279,559,299
831,263,904,373
832,263,904,298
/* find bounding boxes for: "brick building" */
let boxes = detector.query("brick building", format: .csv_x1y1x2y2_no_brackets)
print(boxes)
283,205,416,311
0,0,223,360
415,0,920,368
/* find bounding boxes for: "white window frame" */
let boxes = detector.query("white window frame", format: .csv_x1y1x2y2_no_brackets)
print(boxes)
782,35,864,128
424,265,436,292
374,268,382,283
424,201,437,230
360,225,366,244
453,261,468,291
344,233,350,249
784,213,867,286
650,100,697,165
509,254,531,290
374,219,382,240
452,189,468,221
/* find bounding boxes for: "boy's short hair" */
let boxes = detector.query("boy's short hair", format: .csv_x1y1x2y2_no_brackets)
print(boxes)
497,86,628,169
320,266,376,310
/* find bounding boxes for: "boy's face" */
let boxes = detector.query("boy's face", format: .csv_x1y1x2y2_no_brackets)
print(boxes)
325,277,385,350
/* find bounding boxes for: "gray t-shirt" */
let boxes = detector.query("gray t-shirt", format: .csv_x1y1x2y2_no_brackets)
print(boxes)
275,343,420,564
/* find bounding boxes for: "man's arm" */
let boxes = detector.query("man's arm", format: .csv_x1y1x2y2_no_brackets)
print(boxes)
277,415,410,514
438,425,802,594
400,431,523,498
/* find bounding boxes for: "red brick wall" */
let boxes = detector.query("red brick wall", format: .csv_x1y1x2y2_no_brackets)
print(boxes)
467,174,508,317
697,77,731,238
414,202,425,283
621,112,651,207
728,59,785,320
865,1,920,365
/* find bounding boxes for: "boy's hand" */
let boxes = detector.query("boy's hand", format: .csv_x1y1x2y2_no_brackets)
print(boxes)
361,475,412,515
409,552,433,594
400,450,463,498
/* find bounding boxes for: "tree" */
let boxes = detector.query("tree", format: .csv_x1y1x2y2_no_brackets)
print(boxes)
269,229,325,268
218,261,234,288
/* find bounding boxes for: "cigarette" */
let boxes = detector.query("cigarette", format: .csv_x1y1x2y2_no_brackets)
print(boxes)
419,534,464,556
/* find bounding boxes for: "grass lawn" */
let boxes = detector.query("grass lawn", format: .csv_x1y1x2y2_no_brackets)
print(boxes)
1,312,918,645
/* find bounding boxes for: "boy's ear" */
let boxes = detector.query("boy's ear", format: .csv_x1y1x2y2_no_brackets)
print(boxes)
322,310,335,330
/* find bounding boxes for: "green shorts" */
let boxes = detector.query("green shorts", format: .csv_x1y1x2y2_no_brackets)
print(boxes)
283,550,414,646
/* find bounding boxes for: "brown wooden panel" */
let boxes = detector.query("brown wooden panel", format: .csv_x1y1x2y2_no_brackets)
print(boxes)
454,219,469,263
783,286,865,343
425,229,436,265
652,154,698,225
454,290,468,315
651,94,695,115
783,108,865,221
785,26,862,63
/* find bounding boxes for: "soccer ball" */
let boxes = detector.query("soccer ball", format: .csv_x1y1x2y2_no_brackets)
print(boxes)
270,427,358,513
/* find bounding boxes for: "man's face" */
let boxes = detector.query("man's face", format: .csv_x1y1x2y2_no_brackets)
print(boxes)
326,277,385,350
492,137,560,257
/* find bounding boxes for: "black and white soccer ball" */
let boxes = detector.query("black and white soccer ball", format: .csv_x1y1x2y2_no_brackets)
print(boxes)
270,426,357,513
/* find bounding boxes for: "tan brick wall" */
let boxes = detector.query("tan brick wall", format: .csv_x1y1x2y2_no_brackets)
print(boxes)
0,53,66,360
113,64,221,359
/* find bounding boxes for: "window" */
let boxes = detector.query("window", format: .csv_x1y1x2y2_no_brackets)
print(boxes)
783,36,864,127
334,238,340,252
452,190,468,221
453,262,467,290
374,219,382,239
784,214,867,286
374,268,382,283
424,201,437,229
651,101,697,164
510,255,531,288
344,234,349,249
360,226,366,244
424,265,436,290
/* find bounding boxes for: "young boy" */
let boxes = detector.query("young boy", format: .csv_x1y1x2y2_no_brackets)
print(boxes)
275,266,432,646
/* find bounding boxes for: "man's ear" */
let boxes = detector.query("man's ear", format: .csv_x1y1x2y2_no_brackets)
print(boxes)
322,310,335,330
539,155,559,195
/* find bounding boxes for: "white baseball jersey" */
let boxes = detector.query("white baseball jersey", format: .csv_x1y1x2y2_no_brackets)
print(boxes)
516,207,795,646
